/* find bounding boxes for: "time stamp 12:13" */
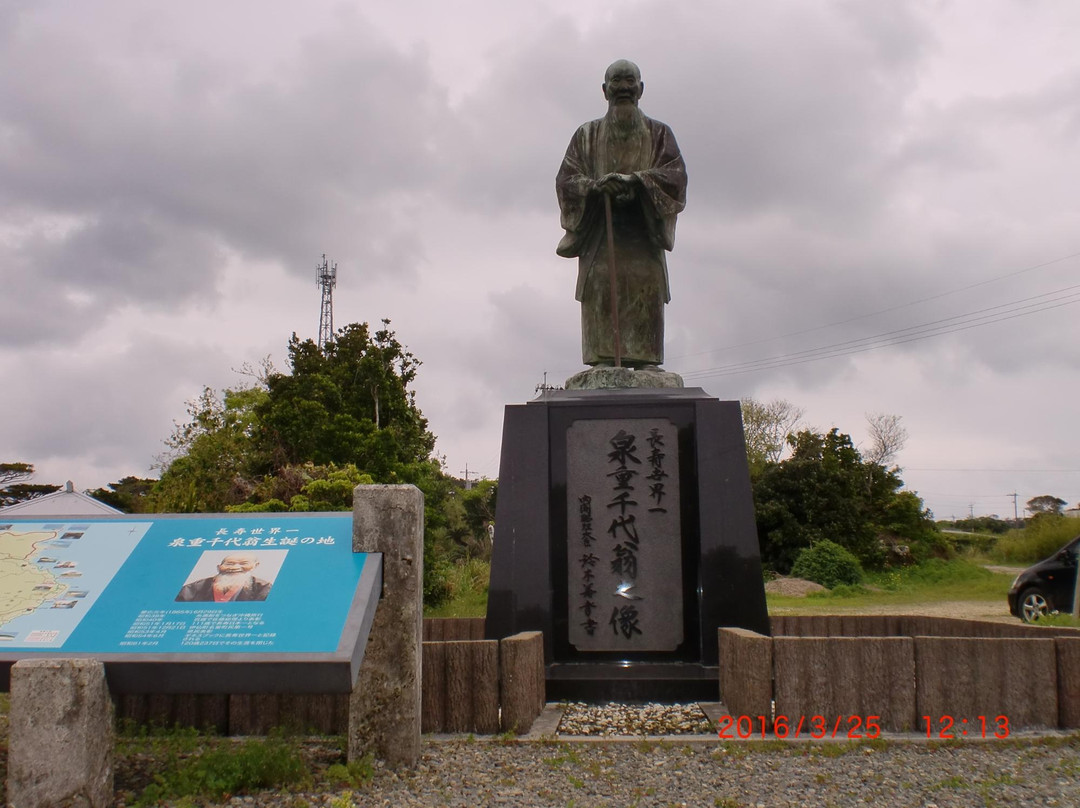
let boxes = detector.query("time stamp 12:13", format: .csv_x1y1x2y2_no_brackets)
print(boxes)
718,714,1010,739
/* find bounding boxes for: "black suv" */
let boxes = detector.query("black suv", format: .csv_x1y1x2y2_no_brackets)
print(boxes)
1007,534,1080,622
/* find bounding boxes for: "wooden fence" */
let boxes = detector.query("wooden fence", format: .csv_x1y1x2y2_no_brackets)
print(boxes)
420,618,545,734
115,618,545,736
720,616,1080,732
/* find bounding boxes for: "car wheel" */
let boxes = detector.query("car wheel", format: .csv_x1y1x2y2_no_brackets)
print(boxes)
1020,588,1051,623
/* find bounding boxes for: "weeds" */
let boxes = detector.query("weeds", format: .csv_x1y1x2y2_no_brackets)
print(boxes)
423,558,490,618
328,792,358,808
131,730,308,806
992,515,1079,565
325,755,375,788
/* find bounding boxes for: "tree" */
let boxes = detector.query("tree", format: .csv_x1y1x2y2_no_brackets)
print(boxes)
256,322,434,477
149,321,458,605
149,385,270,513
0,462,60,507
753,428,939,573
863,412,908,467
741,398,804,477
0,462,34,487
1027,495,1067,516
87,476,158,513
227,463,374,512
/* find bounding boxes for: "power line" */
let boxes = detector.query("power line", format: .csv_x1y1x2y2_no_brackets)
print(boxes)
667,249,1080,363
676,283,1080,380
907,468,1080,473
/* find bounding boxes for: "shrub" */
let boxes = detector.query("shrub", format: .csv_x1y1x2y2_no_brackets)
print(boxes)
993,514,1080,564
791,540,864,589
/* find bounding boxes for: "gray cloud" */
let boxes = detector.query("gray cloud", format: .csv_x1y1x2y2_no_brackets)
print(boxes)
0,3,454,342
2,0,1080,519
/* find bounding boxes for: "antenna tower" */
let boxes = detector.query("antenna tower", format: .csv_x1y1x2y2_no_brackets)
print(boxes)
316,253,338,350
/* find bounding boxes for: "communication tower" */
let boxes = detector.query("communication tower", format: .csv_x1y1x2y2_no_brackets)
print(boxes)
316,253,338,350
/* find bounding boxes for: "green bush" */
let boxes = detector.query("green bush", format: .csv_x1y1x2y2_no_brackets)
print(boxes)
993,514,1080,564
791,540,864,589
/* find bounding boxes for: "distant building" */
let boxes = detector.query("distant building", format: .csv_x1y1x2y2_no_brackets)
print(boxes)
0,481,121,516
1064,507,1080,520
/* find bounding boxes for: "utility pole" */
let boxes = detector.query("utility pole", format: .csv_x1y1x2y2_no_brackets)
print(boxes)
316,254,338,351
1008,492,1019,524
460,463,475,490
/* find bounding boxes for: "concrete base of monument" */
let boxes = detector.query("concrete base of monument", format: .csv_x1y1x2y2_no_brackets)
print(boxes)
565,365,684,390
547,662,721,702
486,387,769,702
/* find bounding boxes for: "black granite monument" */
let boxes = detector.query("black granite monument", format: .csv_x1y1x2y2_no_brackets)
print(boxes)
485,61,770,700
486,389,770,700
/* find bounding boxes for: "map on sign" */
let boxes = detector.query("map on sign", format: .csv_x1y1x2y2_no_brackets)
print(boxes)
0,521,147,646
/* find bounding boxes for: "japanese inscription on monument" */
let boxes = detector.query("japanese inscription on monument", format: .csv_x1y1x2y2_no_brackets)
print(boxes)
567,418,683,651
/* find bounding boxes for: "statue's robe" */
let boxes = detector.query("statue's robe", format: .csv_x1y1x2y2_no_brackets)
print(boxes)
556,112,687,367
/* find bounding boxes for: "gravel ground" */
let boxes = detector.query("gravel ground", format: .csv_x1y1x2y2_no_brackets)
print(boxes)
20,597,1077,806
98,702,1080,807
115,734,1080,807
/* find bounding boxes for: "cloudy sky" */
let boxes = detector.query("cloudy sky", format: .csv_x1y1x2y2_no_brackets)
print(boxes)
3,0,1079,520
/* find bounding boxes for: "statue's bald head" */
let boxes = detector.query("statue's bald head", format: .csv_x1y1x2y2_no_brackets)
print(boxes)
602,60,644,108
605,59,641,84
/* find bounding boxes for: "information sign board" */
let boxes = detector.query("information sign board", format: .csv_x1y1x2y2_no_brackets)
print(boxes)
0,513,380,693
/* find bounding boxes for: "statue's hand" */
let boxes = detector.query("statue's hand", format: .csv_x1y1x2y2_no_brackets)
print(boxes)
596,173,638,201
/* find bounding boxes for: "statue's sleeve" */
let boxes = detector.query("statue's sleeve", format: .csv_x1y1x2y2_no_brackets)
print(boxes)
634,122,687,251
555,125,600,258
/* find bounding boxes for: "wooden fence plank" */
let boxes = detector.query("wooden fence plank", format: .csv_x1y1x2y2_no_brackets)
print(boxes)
774,637,916,731
421,642,447,733
500,631,544,733
1057,638,1080,728
472,642,500,733
718,628,773,728
444,641,474,732
915,637,1057,729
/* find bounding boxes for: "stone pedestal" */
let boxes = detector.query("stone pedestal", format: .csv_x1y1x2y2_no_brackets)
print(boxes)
348,485,423,767
486,388,769,701
8,658,114,808
565,366,684,390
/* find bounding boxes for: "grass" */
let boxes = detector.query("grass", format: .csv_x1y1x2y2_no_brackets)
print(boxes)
767,558,1014,614
125,730,312,806
991,516,1080,565
425,555,1022,617
1034,612,1080,628
424,558,490,618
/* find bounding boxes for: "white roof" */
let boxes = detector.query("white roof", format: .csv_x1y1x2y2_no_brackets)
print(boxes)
0,481,122,516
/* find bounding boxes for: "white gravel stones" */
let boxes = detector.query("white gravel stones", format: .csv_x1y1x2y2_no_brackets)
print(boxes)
557,702,714,736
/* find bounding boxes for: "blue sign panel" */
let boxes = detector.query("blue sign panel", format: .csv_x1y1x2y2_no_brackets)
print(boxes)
0,514,381,693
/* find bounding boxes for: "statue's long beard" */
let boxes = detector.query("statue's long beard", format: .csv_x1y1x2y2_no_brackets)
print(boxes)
606,104,646,143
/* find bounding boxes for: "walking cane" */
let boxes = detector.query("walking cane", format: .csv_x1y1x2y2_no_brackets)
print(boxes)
603,193,623,368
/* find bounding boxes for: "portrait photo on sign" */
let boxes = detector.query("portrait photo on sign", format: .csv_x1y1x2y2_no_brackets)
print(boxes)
175,549,287,603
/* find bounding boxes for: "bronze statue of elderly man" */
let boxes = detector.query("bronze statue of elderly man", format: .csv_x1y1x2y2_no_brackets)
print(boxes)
556,59,687,386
